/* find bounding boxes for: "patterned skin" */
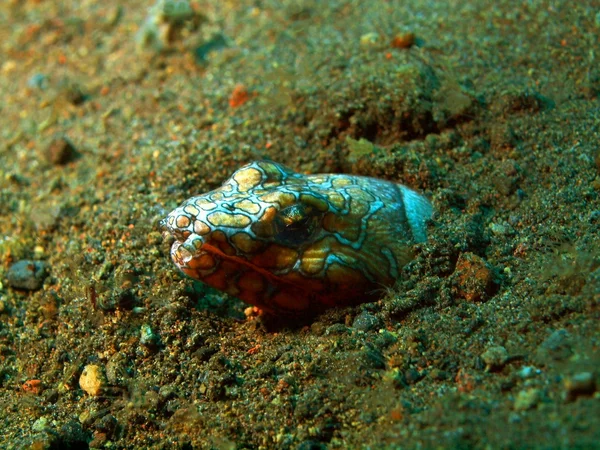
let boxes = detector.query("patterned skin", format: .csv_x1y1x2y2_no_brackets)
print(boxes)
161,161,433,316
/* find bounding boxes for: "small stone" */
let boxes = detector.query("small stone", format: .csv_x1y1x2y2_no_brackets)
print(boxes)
33,245,45,258
28,73,49,90
89,432,108,449
106,353,130,386
513,388,541,411
535,329,572,364
452,252,497,301
325,323,348,335
488,222,507,236
352,311,381,332
46,136,76,165
62,82,87,105
404,367,422,385
360,344,386,369
58,421,88,448
481,345,509,371
564,372,596,402
429,368,450,381
140,324,159,346
32,417,50,432
6,260,48,291
43,388,59,404
391,31,416,49
79,364,107,396
360,32,379,47
494,87,550,115
159,385,177,401
517,366,540,379
95,414,118,437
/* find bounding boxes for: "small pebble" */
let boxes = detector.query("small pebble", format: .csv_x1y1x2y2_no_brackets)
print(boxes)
391,31,416,49
535,329,573,364
89,432,108,449
513,388,541,411
106,354,129,385
6,260,48,291
352,311,382,332
27,73,49,90
58,421,88,448
46,136,76,165
404,367,422,385
564,372,596,402
481,345,509,371
453,252,496,301
32,417,50,432
95,414,118,436
517,366,540,379
488,222,507,236
360,345,386,369
325,323,349,335
140,324,159,346
62,83,87,105
79,364,107,396
43,388,59,404
360,32,379,47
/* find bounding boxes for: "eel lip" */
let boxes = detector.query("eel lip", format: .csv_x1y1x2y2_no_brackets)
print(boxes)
158,218,176,243
171,241,194,265
171,233,206,265
158,218,171,234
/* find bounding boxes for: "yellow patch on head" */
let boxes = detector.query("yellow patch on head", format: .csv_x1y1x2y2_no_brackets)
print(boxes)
257,161,285,181
193,220,210,235
195,199,217,210
331,177,352,188
323,212,360,241
251,206,278,237
234,199,261,214
347,187,375,202
300,240,330,274
259,191,295,207
233,167,263,192
300,194,328,212
175,215,191,228
183,204,200,216
231,232,264,253
326,262,367,286
252,245,297,270
207,211,251,228
326,192,346,209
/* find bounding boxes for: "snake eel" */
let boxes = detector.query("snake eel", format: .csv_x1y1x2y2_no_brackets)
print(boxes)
161,160,433,316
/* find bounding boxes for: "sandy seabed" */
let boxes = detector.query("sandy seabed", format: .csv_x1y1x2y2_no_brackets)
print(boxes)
0,1,598,448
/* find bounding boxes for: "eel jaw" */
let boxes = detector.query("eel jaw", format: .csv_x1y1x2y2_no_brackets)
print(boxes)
169,233,207,268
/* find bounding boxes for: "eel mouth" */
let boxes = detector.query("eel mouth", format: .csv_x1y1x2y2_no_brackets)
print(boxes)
169,234,210,267
170,233,308,295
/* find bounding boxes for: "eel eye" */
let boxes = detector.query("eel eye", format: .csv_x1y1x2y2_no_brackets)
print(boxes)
273,203,320,246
